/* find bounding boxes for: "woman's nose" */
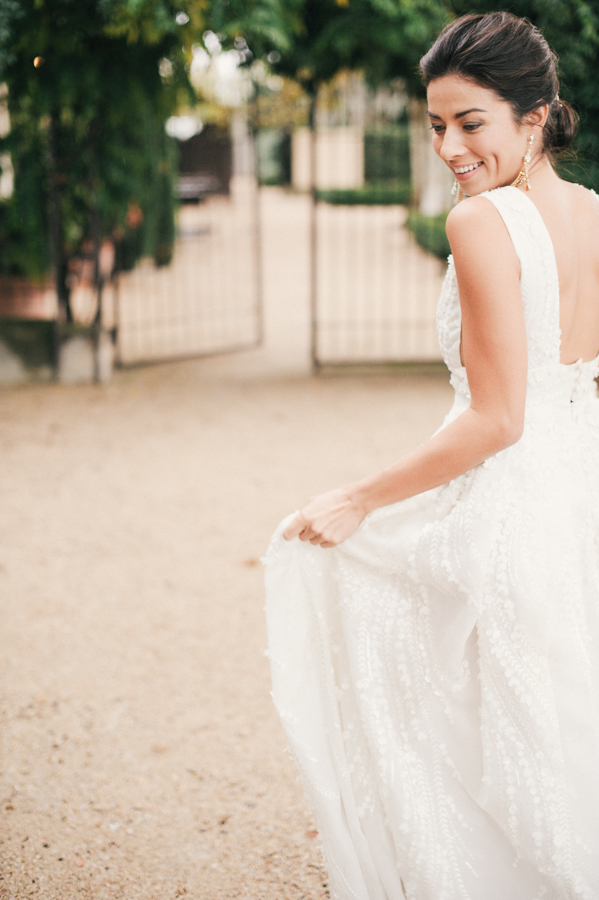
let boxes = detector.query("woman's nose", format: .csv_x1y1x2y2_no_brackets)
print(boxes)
439,128,465,163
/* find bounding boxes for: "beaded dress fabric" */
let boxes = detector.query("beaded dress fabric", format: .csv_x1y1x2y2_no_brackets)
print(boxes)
264,185,599,900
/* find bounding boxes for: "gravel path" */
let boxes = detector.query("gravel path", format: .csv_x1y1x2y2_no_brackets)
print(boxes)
0,359,452,899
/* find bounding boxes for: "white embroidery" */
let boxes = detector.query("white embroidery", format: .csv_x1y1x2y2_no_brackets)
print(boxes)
265,186,599,900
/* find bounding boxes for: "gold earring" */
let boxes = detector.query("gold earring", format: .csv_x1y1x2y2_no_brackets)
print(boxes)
511,134,534,191
451,178,463,203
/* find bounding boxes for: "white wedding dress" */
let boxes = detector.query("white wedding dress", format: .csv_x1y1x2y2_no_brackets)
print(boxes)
264,185,599,900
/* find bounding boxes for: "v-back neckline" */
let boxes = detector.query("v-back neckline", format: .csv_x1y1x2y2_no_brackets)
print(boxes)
495,185,599,368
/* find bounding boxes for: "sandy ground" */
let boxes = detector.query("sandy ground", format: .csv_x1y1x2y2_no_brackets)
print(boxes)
0,357,453,899
1,170,453,898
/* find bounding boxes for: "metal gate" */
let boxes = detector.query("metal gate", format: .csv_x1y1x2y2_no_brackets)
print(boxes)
312,202,445,365
305,73,448,367
116,128,262,367
114,71,450,372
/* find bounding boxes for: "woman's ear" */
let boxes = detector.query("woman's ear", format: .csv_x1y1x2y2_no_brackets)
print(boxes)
526,103,549,130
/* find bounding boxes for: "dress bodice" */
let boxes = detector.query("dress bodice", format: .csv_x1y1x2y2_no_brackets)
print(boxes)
436,185,599,408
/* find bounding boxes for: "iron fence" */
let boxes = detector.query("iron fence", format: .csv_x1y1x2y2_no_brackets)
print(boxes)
116,112,262,367
114,72,450,372
312,202,445,365
302,73,449,368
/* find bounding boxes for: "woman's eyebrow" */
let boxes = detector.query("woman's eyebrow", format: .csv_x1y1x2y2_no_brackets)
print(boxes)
427,108,487,120
455,107,486,118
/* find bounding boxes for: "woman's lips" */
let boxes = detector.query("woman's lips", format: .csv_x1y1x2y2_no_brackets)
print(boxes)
453,162,484,182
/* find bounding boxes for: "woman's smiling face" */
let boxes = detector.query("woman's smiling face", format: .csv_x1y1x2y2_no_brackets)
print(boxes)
426,74,533,194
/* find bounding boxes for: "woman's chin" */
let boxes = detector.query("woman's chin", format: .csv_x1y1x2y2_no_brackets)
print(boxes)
452,168,491,197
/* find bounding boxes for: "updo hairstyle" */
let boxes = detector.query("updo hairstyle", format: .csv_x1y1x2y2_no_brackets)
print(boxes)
419,12,577,156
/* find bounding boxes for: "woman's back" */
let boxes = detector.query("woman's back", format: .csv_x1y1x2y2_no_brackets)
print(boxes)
532,181,599,364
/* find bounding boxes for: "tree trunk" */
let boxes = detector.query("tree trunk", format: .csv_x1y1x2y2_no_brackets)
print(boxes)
308,89,318,371
46,113,71,323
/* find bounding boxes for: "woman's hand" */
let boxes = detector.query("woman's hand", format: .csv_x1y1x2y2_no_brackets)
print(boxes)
283,488,369,549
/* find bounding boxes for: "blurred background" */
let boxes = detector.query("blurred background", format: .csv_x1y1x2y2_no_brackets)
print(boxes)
0,2,598,898
1,0,597,382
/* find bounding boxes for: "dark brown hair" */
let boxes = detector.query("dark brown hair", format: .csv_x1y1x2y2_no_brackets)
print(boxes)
419,12,577,155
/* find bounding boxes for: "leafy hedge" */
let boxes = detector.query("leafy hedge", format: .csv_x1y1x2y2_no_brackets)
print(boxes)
0,319,55,370
406,210,450,260
364,125,410,184
317,181,411,205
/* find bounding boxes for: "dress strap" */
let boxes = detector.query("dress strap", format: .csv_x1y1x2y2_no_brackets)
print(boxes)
480,186,561,368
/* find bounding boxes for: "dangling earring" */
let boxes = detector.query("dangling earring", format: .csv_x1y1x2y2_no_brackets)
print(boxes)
451,178,463,203
512,134,534,191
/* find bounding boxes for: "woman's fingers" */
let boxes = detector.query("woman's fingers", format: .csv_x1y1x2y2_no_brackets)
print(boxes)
283,491,358,547
283,513,309,541
283,515,338,548
281,489,364,549
283,512,326,544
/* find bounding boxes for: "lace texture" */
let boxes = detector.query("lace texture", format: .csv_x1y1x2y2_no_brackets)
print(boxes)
265,186,599,900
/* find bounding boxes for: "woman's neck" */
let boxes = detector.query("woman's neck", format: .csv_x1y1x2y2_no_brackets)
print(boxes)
516,151,560,193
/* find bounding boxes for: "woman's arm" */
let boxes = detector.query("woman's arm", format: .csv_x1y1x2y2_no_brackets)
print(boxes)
284,197,528,548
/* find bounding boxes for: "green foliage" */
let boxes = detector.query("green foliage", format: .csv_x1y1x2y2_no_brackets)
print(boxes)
406,210,450,259
0,1,23,74
287,0,447,96
364,125,410,183
0,121,49,277
0,319,55,370
318,182,411,205
255,128,291,185
209,0,296,59
211,0,449,95
100,0,204,45
0,0,200,311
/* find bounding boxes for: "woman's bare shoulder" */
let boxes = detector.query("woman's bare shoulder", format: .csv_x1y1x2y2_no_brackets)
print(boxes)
561,178,599,209
446,195,516,263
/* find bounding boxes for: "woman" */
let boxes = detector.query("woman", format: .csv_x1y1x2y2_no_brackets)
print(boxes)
264,12,599,899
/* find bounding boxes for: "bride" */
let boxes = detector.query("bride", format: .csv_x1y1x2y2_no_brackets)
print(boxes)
265,11,599,900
